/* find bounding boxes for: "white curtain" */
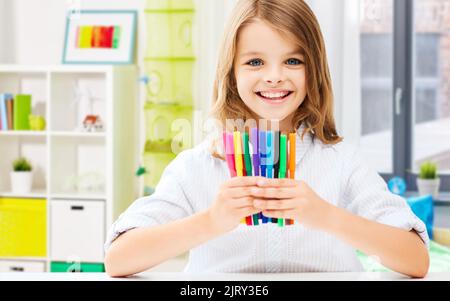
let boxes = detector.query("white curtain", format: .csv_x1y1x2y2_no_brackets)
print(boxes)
306,0,362,145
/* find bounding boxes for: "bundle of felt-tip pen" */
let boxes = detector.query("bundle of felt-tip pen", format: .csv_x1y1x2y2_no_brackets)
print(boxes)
222,128,296,227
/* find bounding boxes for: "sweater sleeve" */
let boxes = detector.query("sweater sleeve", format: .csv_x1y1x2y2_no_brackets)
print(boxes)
341,146,429,247
104,150,195,252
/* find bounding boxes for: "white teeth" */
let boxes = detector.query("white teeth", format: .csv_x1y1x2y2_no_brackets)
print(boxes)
260,91,290,99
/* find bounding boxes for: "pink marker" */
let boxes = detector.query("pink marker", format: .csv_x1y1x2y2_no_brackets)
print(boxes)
223,131,236,177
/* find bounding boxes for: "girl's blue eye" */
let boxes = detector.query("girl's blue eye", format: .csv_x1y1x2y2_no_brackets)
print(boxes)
286,58,303,65
247,59,263,67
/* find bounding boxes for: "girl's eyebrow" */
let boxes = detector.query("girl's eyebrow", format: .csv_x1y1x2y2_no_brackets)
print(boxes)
284,50,304,56
240,51,263,58
239,50,303,58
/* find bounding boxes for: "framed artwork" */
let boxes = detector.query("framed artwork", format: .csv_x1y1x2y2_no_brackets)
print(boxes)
62,10,137,64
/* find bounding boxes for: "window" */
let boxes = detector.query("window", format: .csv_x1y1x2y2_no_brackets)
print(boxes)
413,1,450,175
360,0,450,191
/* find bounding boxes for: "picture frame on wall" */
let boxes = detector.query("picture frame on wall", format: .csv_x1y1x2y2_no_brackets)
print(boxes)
62,10,137,64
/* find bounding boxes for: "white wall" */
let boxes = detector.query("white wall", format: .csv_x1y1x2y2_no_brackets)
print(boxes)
2,0,146,65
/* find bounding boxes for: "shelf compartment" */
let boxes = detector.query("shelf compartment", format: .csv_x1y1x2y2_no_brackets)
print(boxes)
50,72,106,132
145,11,195,58
0,71,48,125
144,59,194,105
0,135,47,194
144,102,193,152
50,136,105,196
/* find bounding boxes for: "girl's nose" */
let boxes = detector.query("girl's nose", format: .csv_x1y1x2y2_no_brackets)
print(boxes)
264,66,285,84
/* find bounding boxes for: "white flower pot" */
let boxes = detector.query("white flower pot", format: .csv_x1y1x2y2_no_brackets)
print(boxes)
10,171,33,194
417,178,440,199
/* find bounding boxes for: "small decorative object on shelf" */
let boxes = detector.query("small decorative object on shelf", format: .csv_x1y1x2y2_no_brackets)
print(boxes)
63,172,105,194
82,114,104,132
388,176,407,196
10,157,33,194
28,115,46,131
72,83,105,132
417,161,440,199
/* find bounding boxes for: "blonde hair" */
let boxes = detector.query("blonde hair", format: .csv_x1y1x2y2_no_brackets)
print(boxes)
209,0,342,159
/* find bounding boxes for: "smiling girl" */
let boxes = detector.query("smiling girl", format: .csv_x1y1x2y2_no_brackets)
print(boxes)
104,0,429,278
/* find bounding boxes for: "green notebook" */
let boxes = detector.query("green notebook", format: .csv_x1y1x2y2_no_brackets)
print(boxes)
13,94,31,130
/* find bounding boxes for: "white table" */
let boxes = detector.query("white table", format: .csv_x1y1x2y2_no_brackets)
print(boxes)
1,272,450,281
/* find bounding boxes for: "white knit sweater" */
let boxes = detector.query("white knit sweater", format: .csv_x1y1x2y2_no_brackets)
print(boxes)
105,126,428,273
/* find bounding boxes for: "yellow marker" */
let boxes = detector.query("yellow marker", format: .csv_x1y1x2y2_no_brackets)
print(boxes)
233,131,244,177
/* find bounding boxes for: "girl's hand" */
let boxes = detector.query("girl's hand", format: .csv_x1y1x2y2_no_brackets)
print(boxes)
250,178,334,230
207,176,263,234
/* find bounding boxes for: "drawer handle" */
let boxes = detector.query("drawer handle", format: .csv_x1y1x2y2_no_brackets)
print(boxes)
10,266,24,272
71,206,84,211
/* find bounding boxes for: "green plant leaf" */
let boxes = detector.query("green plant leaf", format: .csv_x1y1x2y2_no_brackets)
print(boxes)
12,157,32,172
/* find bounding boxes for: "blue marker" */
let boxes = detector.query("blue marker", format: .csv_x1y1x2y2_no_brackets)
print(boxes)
266,131,274,179
266,131,278,224
258,130,269,224
259,130,266,177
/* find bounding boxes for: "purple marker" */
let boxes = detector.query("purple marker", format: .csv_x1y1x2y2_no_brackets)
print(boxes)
250,127,260,176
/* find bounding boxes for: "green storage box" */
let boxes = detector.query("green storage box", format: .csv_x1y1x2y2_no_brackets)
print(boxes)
51,261,105,273
145,11,195,58
146,0,195,10
144,58,194,105
144,102,193,151
143,151,177,192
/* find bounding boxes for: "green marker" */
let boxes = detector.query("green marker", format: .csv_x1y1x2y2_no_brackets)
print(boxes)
242,132,252,176
243,132,259,226
278,134,287,227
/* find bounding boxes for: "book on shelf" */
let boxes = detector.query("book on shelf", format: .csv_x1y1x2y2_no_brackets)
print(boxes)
0,93,13,131
6,96,13,130
14,94,31,130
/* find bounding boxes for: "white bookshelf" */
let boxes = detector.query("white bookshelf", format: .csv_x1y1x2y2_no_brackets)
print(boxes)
0,65,139,273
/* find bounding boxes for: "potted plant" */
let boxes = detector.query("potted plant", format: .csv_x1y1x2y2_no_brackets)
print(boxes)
417,161,440,199
10,157,33,194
